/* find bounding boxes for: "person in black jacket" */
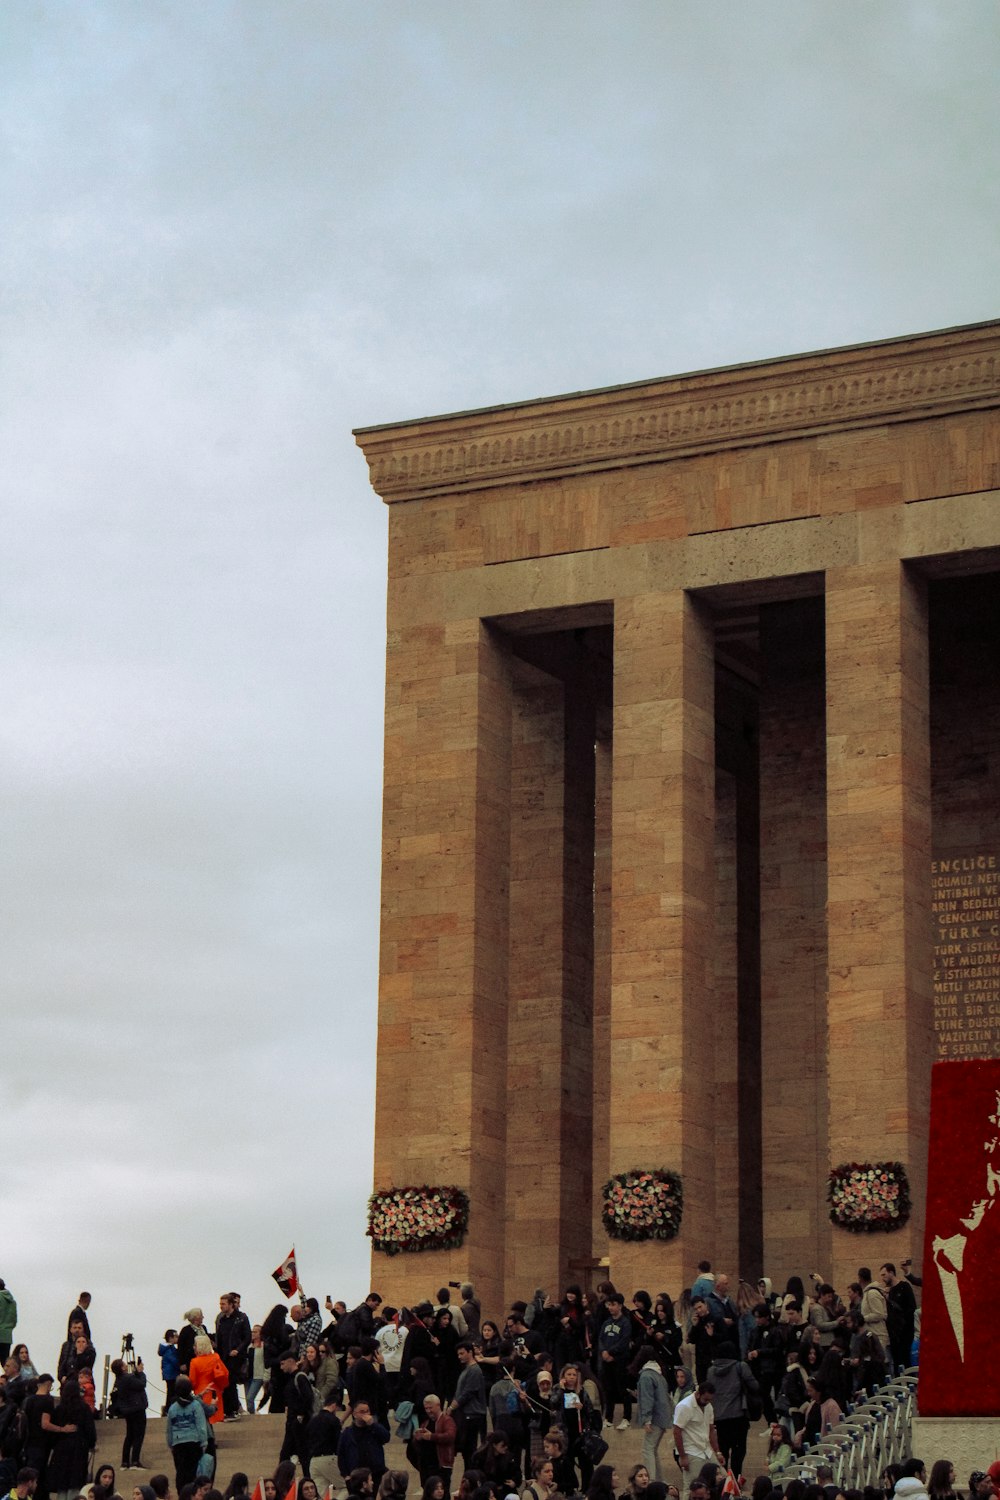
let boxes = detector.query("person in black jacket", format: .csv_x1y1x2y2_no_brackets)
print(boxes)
746,1304,786,1423
337,1403,390,1488
277,1352,314,1469
306,1390,343,1495
261,1307,293,1417
215,1296,251,1420
110,1359,148,1469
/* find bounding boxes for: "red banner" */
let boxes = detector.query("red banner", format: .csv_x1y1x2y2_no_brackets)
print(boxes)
918,1059,1000,1414
272,1246,299,1299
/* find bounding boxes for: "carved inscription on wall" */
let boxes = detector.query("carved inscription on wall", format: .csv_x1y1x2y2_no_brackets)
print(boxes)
932,853,1000,1059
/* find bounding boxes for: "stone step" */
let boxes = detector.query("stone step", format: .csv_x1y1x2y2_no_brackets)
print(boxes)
96,1412,770,1493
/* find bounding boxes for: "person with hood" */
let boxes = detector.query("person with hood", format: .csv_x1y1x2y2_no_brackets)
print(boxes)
0,1284,16,1365
893,1462,928,1500
400,1306,436,1401
165,1376,209,1488
706,1343,758,1480
634,1343,672,1482
556,1287,588,1368
47,1377,96,1500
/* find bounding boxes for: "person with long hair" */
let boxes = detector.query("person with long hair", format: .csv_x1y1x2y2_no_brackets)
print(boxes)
796,1379,841,1447
469,1432,519,1492
556,1287,588,1368
429,1311,459,1403
223,1476,250,1500
549,1363,597,1489
48,1377,96,1500
10,1345,37,1382
421,1482,445,1500
586,1466,619,1500
766,1423,793,1479
261,1306,292,1416
474,1321,502,1394
521,1459,557,1500
626,1466,651,1500
89,1464,124,1500
649,1299,682,1385
245,1326,267,1414
299,1484,319,1500
272,1462,297,1498
927,1464,957,1500
111,1355,149,1469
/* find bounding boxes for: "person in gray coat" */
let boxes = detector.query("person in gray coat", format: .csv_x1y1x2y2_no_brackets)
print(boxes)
633,1343,673,1482
706,1342,759,1479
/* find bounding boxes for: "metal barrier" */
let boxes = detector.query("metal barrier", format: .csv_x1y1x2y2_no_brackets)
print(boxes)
771,1369,919,1491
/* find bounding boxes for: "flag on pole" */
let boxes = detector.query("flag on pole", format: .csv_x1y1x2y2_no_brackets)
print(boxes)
250,1481,266,1500
281,1481,298,1500
722,1470,741,1497
272,1247,299,1298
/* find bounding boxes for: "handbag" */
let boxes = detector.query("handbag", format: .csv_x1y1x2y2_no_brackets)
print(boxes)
197,1451,215,1480
578,1430,608,1465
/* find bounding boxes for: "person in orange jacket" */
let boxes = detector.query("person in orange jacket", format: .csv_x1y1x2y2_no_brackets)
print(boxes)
189,1335,229,1426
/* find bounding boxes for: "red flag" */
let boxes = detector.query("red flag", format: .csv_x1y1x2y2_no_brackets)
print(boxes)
272,1247,299,1298
281,1482,298,1500
250,1482,266,1500
722,1471,741,1497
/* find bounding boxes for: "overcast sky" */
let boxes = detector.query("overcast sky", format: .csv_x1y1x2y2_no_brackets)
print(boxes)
2,0,998,1386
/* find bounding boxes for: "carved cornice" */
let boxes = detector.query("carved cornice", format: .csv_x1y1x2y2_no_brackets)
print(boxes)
355,321,1000,503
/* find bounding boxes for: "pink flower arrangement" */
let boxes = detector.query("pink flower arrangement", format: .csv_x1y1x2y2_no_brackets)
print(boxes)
601,1169,683,1242
367,1184,470,1256
827,1161,910,1233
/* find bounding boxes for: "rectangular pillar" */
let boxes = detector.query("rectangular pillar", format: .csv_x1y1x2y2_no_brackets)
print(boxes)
609,591,716,1292
373,618,511,1311
825,564,931,1288
504,661,595,1296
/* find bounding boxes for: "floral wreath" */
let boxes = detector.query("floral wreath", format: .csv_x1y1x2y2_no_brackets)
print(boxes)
828,1161,910,1233
601,1168,683,1241
367,1184,470,1256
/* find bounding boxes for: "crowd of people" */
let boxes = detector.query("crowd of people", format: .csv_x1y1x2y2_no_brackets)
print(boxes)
0,1260,988,1500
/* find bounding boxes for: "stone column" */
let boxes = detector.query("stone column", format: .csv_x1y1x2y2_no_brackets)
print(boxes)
825,564,931,1289
372,618,511,1312
609,591,716,1291
505,660,595,1296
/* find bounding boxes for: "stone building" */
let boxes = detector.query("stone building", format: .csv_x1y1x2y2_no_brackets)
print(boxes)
354,319,1000,1310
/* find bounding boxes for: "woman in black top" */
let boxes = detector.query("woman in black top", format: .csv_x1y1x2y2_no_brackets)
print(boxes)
429,1311,459,1403
586,1465,619,1500
47,1378,96,1500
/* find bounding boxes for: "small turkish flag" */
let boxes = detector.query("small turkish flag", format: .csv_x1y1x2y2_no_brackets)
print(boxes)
272,1247,299,1298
